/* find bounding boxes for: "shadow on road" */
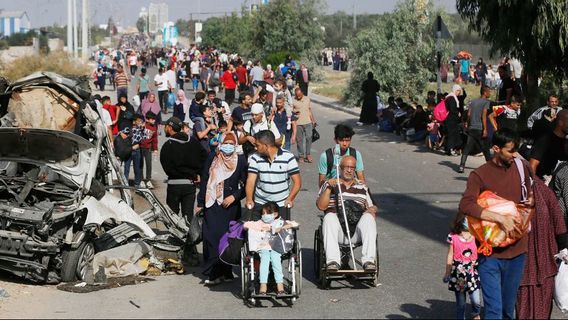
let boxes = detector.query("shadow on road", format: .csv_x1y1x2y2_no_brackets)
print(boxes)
385,299,456,319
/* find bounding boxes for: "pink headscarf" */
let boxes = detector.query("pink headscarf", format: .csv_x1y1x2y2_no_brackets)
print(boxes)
140,93,161,116
205,132,238,208
175,89,190,115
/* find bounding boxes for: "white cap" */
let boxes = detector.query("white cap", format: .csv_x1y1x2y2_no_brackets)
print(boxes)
251,103,264,114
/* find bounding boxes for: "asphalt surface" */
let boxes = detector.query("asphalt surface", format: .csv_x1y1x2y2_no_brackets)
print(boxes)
1,66,567,319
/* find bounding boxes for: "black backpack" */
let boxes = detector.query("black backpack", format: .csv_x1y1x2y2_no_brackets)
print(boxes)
325,147,357,177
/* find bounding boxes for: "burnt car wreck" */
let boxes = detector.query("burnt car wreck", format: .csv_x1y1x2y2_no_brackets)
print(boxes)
0,72,188,283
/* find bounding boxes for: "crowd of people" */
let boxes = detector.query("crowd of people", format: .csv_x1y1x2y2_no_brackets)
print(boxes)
85,34,568,316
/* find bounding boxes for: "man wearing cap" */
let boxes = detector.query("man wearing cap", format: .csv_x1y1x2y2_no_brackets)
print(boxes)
240,103,282,150
160,116,208,264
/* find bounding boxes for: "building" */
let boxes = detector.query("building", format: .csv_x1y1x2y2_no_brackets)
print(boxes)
0,10,31,37
139,7,148,18
148,2,168,34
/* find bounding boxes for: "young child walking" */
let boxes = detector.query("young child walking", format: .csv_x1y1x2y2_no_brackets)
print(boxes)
444,213,481,320
244,202,298,295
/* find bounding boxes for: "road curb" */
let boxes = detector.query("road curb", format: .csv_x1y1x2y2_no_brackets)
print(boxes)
310,94,360,118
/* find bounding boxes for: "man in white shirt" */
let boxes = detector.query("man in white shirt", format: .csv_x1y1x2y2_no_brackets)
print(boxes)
165,66,177,92
240,103,283,148
154,67,171,113
190,58,201,93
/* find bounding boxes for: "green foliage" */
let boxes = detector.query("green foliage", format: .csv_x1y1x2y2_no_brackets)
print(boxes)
345,0,453,106
4,31,35,46
250,0,324,61
457,0,568,107
263,51,298,70
320,12,382,48
0,40,8,50
136,17,147,33
201,10,253,56
174,19,191,37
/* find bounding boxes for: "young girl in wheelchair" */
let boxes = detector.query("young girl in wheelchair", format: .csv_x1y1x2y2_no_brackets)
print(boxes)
243,202,299,295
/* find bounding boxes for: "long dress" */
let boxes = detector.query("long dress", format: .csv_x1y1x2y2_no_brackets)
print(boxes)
516,177,568,319
359,78,380,124
197,153,247,280
444,96,462,153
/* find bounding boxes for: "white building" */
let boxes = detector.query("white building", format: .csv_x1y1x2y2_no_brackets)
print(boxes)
0,10,31,37
139,7,148,18
148,2,168,34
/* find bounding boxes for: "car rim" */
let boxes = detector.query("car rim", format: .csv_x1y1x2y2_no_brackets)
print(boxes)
77,243,95,280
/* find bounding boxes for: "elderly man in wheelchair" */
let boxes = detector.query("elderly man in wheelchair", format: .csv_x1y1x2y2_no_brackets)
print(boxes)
316,155,378,273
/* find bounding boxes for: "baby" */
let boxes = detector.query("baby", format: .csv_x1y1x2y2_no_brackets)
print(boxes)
243,202,298,295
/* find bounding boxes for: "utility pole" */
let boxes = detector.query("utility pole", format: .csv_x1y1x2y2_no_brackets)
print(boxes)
67,0,72,54
81,0,88,61
436,15,442,94
352,3,357,30
72,0,78,58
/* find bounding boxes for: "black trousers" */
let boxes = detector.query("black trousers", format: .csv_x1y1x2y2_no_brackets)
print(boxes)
166,184,197,224
140,148,153,181
460,129,491,167
158,90,169,112
299,82,309,96
225,89,235,106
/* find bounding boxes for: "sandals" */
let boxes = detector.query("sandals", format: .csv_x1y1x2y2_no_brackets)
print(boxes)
363,262,376,271
326,261,340,271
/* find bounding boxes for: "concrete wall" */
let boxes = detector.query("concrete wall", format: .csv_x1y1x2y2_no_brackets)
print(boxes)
0,45,39,63
48,39,65,52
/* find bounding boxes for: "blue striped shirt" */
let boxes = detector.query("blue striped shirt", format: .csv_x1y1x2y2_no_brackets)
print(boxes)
248,149,299,206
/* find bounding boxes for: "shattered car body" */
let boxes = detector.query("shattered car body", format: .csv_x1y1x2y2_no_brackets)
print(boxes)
0,72,188,283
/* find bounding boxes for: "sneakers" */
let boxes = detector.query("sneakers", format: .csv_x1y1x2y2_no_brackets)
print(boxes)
204,277,223,286
356,121,364,126
363,261,376,271
457,166,465,173
139,181,146,188
146,181,154,189
326,261,340,271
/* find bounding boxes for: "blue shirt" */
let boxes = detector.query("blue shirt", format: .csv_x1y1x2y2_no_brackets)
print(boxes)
273,110,288,134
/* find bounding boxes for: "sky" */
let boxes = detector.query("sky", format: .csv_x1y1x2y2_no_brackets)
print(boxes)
0,0,457,28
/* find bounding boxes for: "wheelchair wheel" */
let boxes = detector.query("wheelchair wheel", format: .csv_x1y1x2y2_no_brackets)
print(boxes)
240,246,250,300
313,228,321,281
294,240,302,297
372,234,380,287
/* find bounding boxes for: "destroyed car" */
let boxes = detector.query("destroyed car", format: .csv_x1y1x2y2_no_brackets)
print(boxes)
0,72,188,283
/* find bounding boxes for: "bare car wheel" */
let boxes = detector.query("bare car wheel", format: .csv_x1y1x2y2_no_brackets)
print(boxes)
61,241,95,282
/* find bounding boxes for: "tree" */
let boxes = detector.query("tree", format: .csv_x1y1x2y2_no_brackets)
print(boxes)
345,0,452,106
136,17,147,33
456,0,568,109
250,0,324,61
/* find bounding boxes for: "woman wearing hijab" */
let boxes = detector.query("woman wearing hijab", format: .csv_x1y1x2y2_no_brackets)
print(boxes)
358,72,380,125
140,92,162,125
444,84,464,157
116,94,136,131
196,132,247,285
173,89,190,123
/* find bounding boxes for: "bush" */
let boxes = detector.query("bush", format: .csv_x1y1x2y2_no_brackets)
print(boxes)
0,51,91,82
262,51,298,70
0,40,8,50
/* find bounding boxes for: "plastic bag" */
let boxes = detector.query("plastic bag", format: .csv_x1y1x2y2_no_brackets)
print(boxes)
467,191,533,255
555,255,568,312
187,214,203,245
312,127,320,142
166,92,175,109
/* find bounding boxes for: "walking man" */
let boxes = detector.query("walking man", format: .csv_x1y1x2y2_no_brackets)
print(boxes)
458,86,492,173
459,128,534,318
160,116,208,264
245,130,301,221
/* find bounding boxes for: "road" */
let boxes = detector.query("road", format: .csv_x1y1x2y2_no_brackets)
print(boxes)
0,67,566,319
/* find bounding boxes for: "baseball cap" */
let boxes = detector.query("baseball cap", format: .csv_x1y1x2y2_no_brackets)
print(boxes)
251,103,264,114
165,116,183,132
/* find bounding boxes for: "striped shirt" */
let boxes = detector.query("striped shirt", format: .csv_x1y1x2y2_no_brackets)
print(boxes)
248,149,299,206
115,72,129,88
318,180,373,214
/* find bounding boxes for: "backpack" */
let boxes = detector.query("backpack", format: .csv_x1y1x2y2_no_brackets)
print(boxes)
325,147,357,178
433,99,449,122
218,221,245,266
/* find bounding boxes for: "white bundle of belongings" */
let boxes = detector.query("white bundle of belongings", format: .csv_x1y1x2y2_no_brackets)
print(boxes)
554,248,568,312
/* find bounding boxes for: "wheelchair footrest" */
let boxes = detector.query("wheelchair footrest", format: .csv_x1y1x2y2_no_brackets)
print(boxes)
250,293,297,299
327,269,376,275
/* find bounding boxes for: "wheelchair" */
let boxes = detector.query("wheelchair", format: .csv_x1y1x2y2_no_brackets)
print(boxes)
313,214,380,289
240,222,302,305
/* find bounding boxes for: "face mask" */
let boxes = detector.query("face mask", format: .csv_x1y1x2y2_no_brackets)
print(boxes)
261,213,275,224
219,144,235,155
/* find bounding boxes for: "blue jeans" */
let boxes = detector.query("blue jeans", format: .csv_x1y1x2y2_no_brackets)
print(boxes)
455,289,481,319
284,129,292,150
258,250,283,284
478,254,526,319
124,149,142,187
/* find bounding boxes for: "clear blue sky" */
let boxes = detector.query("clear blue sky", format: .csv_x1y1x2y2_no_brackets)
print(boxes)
0,0,457,28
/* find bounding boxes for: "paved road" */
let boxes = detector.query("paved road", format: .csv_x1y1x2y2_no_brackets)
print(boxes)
0,67,566,318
